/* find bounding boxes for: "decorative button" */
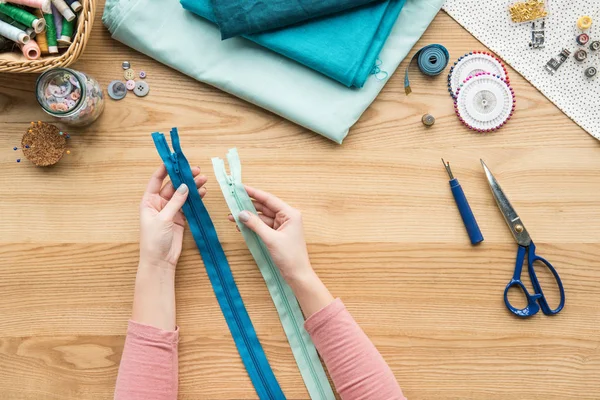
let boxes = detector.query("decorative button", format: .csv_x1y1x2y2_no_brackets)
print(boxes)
585,66,597,78
124,69,135,80
574,49,588,62
139,71,146,79
108,80,127,100
122,61,131,70
576,33,590,45
133,81,150,97
126,80,136,90
421,114,435,126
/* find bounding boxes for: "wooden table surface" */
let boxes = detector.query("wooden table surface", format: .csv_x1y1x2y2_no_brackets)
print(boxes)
1,2,599,399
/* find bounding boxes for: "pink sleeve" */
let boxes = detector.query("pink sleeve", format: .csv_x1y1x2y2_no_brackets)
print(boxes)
305,299,407,400
114,321,179,400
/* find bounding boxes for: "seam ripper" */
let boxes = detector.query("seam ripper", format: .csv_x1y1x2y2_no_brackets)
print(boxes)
442,159,484,245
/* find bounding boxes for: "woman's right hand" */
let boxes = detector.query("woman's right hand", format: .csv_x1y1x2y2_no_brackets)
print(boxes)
228,186,313,283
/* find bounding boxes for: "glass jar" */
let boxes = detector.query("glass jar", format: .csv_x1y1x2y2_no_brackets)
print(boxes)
35,68,105,127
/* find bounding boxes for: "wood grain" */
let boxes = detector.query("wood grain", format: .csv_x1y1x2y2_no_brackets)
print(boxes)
1,2,599,399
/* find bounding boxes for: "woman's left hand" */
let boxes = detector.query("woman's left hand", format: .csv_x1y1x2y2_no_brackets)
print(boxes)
139,164,207,270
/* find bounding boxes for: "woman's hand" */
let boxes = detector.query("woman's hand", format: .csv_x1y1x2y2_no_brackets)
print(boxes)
229,186,334,317
139,165,207,270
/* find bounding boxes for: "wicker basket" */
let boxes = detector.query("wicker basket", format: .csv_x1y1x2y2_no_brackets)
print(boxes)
0,0,95,73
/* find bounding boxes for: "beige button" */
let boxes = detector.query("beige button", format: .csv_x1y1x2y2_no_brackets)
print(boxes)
124,69,135,80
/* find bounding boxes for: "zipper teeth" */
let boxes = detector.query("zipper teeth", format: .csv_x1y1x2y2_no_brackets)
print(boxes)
229,178,327,399
175,158,274,400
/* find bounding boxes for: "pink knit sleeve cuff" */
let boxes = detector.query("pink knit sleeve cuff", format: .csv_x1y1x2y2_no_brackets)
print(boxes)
304,298,345,333
127,320,180,344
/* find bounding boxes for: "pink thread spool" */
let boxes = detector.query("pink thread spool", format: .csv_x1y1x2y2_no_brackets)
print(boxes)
5,0,51,12
19,39,40,60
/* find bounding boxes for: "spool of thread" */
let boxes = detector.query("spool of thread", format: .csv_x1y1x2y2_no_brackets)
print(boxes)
50,0,75,21
0,19,29,44
51,4,61,39
59,15,73,44
19,39,40,59
5,0,51,11
42,12,57,53
404,44,450,95
577,15,592,30
0,3,46,33
35,27,48,53
64,0,82,12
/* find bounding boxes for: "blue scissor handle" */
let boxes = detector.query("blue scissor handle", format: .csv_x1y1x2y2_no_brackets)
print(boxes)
527,242,565,315
504,242,565,317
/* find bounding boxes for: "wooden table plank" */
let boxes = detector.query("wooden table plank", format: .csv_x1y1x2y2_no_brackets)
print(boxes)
0,2,599,399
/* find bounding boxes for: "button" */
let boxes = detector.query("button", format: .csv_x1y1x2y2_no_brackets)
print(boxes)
574,49,588,62
421,114,435,126
122,61,130,70
585,66,597,78
108,80,127,100
590,41,600,52
577,16,592,30
576,33,590,45
133,81,150,97
126,80,136,90
139,71,146,79
124,69,135,80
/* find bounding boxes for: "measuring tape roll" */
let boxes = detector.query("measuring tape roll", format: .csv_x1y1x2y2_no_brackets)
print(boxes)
447,51,509,99
404,44,449,95
454,72,515,132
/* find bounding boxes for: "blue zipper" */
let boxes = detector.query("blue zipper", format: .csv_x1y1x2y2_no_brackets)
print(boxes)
152,129,285,400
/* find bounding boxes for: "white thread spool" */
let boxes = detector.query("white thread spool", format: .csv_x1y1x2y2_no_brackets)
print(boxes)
31,17,46,33
0,19,30,44
50,0,75,21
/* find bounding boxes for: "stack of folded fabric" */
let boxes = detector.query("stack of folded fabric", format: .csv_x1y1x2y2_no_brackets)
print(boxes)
103,0,444,143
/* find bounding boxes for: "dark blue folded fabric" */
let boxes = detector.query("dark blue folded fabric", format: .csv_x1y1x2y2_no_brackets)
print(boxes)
181,0,406,88
211,0,381,39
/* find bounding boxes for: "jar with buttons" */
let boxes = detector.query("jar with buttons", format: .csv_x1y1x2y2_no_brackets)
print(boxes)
36,68,105,127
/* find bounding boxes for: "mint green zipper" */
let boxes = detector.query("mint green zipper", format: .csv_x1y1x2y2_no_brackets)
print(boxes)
212,149,335,400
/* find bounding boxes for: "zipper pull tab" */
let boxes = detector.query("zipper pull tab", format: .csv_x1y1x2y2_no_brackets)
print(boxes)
171,153,179,173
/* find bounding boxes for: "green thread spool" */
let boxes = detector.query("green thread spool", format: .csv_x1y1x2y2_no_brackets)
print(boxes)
0,3,46,33
59,16,74,44
0,12,28,32
43,13,58,53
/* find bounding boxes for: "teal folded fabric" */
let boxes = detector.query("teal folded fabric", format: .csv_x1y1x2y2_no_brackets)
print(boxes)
212,148,335,400
212,0,380,39
103,0,444,143
182,0,406,88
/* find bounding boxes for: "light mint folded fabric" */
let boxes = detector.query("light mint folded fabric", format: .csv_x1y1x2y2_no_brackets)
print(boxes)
103,0,444,143
212,148,335,400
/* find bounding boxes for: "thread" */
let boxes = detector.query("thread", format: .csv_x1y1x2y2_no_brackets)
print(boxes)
0,11,28,31
43,12,57,53
0,19,29,43
51,4,61,39
33,9,48,53
50,0,75,21
4,0,51,10
404,44,449,95
577,15,592,30
64,0,82,12
60,15,73,43
0,3,46,33
19,39,40,59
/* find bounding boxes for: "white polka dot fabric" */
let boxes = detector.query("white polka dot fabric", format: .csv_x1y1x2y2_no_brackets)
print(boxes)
443,0,600,140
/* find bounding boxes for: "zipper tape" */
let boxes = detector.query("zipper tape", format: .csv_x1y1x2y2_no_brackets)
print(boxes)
152,129,285,400
212,148,335,400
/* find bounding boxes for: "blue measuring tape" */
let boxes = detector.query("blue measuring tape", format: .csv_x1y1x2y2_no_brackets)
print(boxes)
152,129,285,400
404,44,449,95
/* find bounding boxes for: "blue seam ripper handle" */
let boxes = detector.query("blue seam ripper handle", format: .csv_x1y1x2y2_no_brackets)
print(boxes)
449,178,484,245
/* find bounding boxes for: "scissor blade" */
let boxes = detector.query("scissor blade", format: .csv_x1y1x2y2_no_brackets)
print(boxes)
480,160,531,246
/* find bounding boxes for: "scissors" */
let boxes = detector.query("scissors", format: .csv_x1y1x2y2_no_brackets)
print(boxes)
481,160,565,317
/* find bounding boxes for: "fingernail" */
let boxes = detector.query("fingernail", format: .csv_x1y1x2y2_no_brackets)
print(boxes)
177,184,188,194
238,211,250,222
